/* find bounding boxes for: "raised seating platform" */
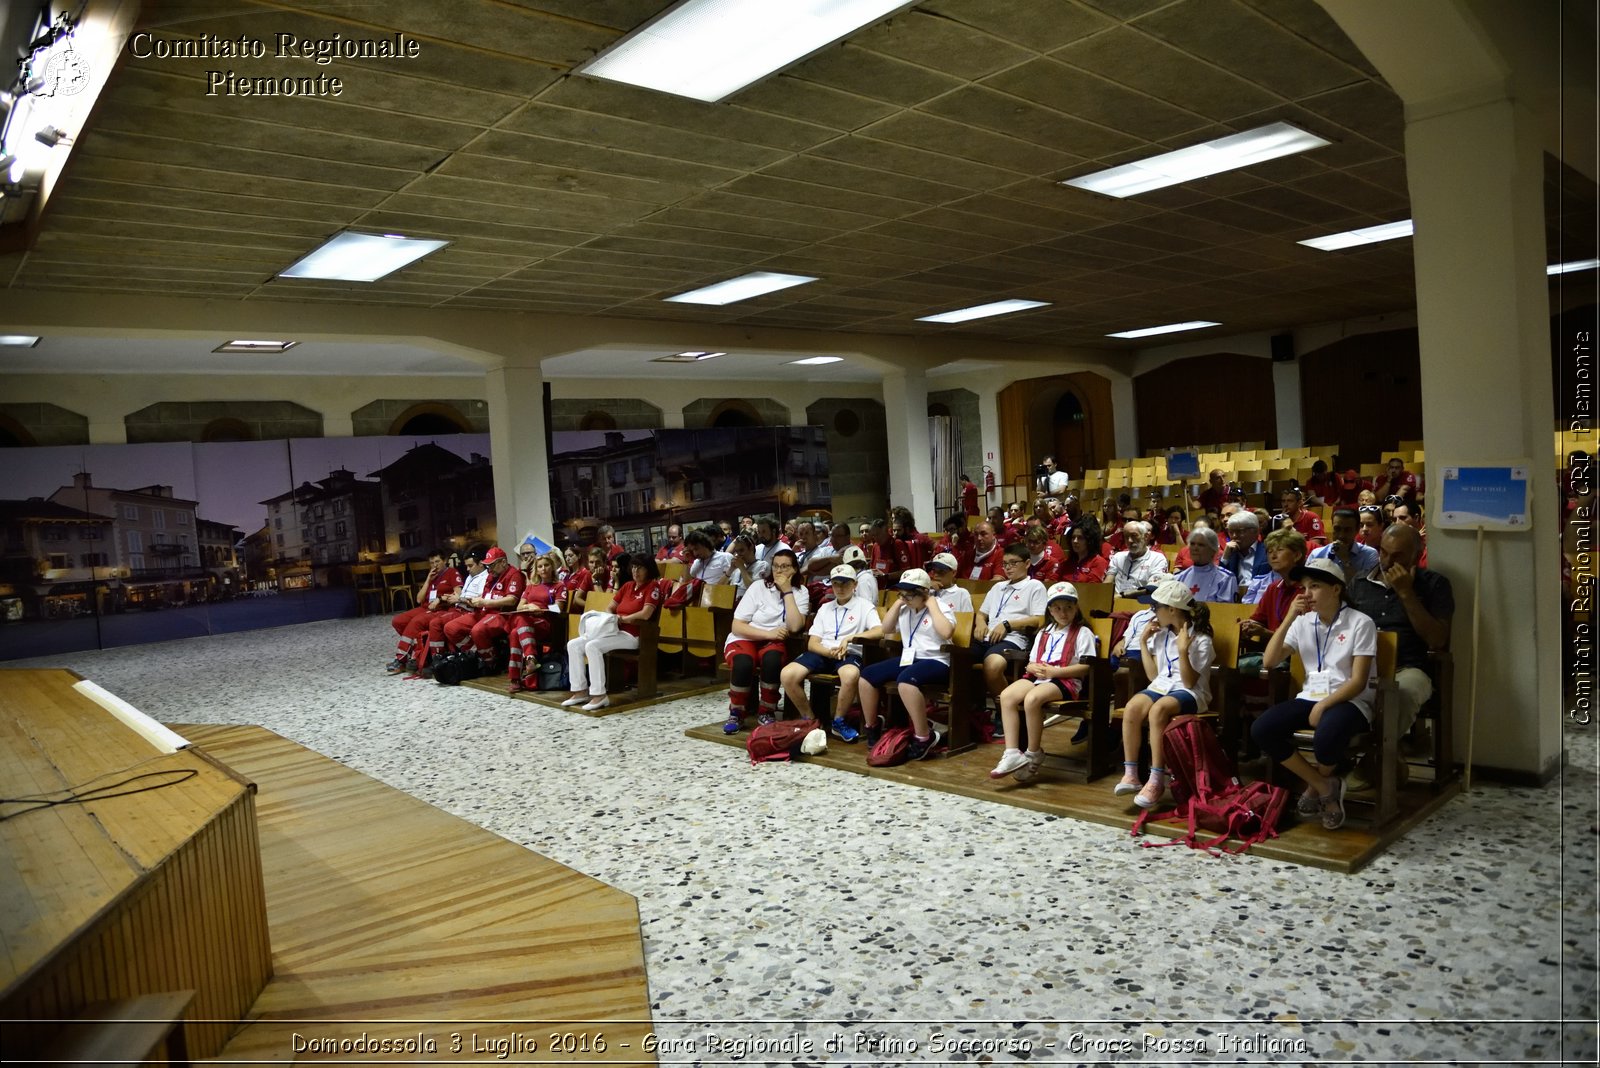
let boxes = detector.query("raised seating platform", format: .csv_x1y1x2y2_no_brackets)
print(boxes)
686,721,1459,874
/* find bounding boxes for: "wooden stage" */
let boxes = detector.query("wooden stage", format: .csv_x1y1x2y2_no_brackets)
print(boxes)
178,724,657,1063
686,722,1459,873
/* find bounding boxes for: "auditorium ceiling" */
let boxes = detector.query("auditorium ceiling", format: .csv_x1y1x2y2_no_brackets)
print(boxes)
1,0,1593,354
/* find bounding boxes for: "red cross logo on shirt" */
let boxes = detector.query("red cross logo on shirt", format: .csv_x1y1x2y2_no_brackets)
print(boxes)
1337,634,1347,643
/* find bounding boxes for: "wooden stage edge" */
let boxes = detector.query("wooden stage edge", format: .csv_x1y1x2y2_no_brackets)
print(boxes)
685,723,1460,874
176,724,657,1066
464,674,724,716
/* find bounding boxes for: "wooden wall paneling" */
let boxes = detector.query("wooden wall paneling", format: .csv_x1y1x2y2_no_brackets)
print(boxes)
1135,354,1277,455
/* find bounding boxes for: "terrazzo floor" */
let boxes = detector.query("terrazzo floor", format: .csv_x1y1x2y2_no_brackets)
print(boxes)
11,616,1597,1065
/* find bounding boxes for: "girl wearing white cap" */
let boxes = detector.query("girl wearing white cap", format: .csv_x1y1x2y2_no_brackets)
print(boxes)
1116,580,1215,809
1250,557,1377,831
858,568,954,761
989,582,1097,783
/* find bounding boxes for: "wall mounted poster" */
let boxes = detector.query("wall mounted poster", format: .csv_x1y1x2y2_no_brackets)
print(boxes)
1436,464,1532,531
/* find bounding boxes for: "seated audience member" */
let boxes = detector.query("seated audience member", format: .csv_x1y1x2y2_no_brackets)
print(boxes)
443,546,526,673
1356,487,1379,510
656,523,688,563
1374,456,1422,503
388,549,461,674
1392,500,1429,568
1309,507,1380,581
1333,467,1371,508
961,472,981,517
1171,518,1227,570
1198,469,1237,514
1357,504,1386,547
963,521,1006,581
1278,486,1327,547
780,564,883,741
1237,529,1308,675
1173,526,1237,602
926,552,975,619
803,522,851,581
836,544,878,608
1219,510,1268,591
420,549,490,675
789,521,819,573
669,528,734,607
559,545,581,584
858,568,955,760
722,548,807,733
1303,460,1336,506
864,518,896,576
1103,504,1143,553
739,515,756,537
972,543,1048,707
516,541,539,581
934,513,975,574
507,552,566,693
1155,504,1190,547
564,546,602,609
597,524,625,562
1348,523,1453,736
728,534,759,603
1024,525,1065,585
1114,581,1215,809
1062,520,1109,584
560,556,664,712
988,506,1017,547
1251,557,1378,830
988,581,1097,783
890,506,935,571
600,552,632,594
752,517,788,571
1108,520,1169,596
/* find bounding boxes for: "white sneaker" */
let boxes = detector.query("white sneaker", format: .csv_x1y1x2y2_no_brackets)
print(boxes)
560,695,588,707
581,696,610,711
1012,751,1045,783
989,749,1029,779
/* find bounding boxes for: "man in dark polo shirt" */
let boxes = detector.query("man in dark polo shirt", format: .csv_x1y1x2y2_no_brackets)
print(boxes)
1348,523,1453,735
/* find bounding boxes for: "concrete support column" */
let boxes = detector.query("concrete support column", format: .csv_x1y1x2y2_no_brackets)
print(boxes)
1272,358,1303,449
485,364,554,547
87,419,127,445
1406,96,1561,780
1110,374,1138,459
322,411,355,439
662,408,686,429
974,384,1005,508
881,369,936,531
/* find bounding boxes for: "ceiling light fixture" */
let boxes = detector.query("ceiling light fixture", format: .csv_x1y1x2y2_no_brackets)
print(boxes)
917,299,1050,324
665,271,817,305
1548,258,1600,275
577,0,914,102
1062,122,1331,199
214,339,299,354
278,231,449,282
0,334,41,347
1106,320,1221,339
652,350,728,363
1297,219,1414,251
788,356,843,365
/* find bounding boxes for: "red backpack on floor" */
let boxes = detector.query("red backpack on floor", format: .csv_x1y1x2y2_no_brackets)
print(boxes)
1132,715,1289,856
746,718,818,764
866,726,913,767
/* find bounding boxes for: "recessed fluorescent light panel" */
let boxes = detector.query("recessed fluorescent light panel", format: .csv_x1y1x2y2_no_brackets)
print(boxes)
1297,219,1414,251
1106,320,1222,339
1062,122,1331,199
1549,258,1600,275
578,0,914,102
665,271,817,305
0,334,40,347
652,350,727,363
214,340,299,354
279,232,449,282
917,299,1050,324
788,356,843,365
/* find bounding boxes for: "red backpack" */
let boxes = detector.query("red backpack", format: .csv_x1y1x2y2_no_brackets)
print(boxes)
1132,715,1289,855
746,718,818,764
866,726,913,767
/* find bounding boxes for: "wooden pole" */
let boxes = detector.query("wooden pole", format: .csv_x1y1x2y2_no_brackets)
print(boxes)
1465,524,1484,790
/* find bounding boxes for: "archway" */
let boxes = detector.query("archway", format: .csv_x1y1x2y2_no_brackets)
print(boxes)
201,417,255,442
1051,390,1089,479
710,400,760,428
387,402,469,436
0,414,34,447
578,410,618,431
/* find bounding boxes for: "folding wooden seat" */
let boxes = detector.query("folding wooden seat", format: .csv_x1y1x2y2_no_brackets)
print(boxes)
381,563,413,612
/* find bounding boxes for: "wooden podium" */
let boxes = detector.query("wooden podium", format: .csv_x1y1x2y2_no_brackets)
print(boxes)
0,669,271,1060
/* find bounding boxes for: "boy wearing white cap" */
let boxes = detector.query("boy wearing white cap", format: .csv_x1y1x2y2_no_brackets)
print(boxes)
989,582,1099,782
925,551,975,617
858,568,955,760
780,564,884,741
839,544,878,609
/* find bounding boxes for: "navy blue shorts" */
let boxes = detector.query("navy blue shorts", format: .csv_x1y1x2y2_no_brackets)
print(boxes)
1136,687,1199,716
793,651,862,674
861,657,950,689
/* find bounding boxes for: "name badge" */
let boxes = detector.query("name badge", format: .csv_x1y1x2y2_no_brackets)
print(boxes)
900,645,915,667
1304,670,1334,699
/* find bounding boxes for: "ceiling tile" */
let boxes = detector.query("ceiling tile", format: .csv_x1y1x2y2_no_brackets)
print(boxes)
919,0,1115,49
1133,0,1366,100
786,42,967,106
850,10,1036,79
1052,25,1281,122
983,57,1213,143
861,110,1083,174
922,85,1146,159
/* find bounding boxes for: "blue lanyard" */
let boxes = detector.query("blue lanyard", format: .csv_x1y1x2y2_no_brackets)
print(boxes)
1160,629,1179,678
832,603,849,641
905,609,929,647
1314,608,1342,672
1041,627,1068,664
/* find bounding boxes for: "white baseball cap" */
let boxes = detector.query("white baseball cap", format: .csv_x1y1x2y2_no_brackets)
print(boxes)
1045,581,1079,603
828,564,858,583
928,552,959,572
896,568,932,592
1149,580,1195,610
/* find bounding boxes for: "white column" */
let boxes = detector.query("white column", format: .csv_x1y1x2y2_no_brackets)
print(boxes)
662,408,686,429
881,369,936,531
1406,96,1561,779
322,411,355,439
485,365,554,547
974,384,1005,500
1272,358,1303,449
1110,374,1138,459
